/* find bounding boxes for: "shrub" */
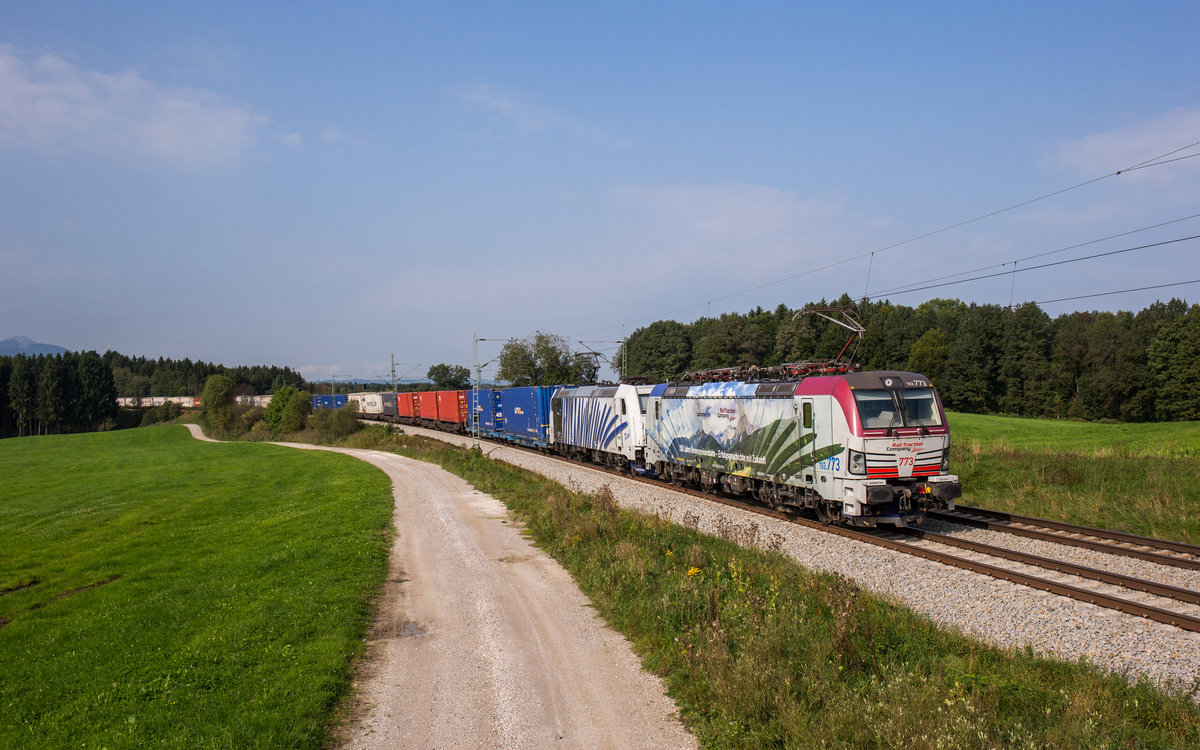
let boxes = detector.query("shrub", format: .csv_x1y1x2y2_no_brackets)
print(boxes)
308,404,362,440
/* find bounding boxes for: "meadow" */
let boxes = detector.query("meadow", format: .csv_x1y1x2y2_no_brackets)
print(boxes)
5,415,1200,748
947,411,1200,545
0,426,393,749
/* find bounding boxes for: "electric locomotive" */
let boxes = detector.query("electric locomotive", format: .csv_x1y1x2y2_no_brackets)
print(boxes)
640,365,960,526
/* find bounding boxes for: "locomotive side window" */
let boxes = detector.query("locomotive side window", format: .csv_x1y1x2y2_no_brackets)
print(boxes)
802,401,813,429
900,388,943,426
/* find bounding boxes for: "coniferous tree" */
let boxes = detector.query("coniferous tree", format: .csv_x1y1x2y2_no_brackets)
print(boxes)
9,355,36,437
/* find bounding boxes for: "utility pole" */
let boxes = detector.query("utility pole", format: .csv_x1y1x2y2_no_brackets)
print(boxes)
390,353,397,393
472,333,480,451
472,334,501,451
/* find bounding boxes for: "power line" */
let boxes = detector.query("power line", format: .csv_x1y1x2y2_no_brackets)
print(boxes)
574,138,1200,337
868,212,1200,298
871,234,1199,298
1036,279,1200,305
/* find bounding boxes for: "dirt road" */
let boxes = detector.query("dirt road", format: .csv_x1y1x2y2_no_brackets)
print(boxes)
256,440,695,749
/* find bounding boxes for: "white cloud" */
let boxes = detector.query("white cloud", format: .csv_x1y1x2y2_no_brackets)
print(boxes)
0,44,265,167
453,83,558,132
453,83,626,146
277,132,304,147
1050,107,1200,182
321,128,369,147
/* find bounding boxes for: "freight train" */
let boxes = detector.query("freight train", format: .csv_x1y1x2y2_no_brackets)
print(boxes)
340,362,960,527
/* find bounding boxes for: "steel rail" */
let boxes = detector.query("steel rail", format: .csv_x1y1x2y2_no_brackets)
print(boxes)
948,504,1200,556
930,510,1200,571
894,527,1200,606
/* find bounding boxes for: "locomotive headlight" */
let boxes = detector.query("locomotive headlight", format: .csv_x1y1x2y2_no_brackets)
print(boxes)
848,450,866,475
941,452,950,471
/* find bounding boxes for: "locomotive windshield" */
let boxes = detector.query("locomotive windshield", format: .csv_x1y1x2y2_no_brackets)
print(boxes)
854,387,943,429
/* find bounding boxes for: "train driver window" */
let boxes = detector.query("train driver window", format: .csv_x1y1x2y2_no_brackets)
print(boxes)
803,401,813,429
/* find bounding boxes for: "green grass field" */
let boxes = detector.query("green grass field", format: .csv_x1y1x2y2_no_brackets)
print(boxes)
0,426,393,749
948,411,1200,457
946,412,1200,545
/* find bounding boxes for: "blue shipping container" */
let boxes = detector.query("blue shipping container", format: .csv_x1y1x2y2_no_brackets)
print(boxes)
499,386,558,446
311,394,349,410
469,388,502,432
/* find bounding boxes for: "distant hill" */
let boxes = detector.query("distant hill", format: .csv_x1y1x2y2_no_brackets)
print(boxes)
0,336,70,357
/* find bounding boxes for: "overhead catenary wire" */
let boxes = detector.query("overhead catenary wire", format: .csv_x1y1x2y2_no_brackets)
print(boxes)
573,138,1200,338
868,211,1200,298
865,234,1200,298
1036,279,1200,305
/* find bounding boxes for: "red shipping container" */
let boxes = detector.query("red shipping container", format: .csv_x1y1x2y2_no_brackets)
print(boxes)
398,392,418,419
436,390,470,423
418,391,439,420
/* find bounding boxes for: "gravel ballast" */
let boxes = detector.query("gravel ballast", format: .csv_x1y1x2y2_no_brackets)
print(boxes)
405,425,1200,698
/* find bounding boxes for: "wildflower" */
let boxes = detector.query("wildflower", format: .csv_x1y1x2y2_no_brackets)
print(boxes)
687,567,701,577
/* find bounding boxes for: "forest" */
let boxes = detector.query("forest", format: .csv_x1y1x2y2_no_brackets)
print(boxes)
3,294,1198,438
0,351,303,438
617,296,1200,423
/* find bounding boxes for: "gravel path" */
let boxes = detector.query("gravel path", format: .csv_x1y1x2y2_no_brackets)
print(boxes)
269,441,696,750
405,425,1200,698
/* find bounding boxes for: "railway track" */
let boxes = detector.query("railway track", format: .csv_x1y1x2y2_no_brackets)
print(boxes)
930,505,1200,571
661,483,1200,634
395,422,1200,634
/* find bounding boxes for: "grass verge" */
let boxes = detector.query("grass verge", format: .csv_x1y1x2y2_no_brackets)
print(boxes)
0,425,393,749
948,412,1200,545
335,426,1200,749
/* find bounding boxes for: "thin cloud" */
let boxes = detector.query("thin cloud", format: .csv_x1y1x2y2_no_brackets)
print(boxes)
0,43,265,167
321,128,369,147
1050,107,1200,183
453,83,627,146
453,83,559,131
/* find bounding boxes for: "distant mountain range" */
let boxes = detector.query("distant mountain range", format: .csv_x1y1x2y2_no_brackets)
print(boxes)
0,336,70,357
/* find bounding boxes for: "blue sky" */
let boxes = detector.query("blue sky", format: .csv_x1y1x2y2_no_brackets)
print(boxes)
2,2,1199,383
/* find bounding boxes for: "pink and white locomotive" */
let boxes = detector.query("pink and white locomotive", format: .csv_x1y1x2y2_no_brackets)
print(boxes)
549,365,961,527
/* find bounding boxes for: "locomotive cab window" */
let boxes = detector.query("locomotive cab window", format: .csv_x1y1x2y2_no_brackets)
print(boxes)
854,390,899,430
900,388,943,427
802,401,813,429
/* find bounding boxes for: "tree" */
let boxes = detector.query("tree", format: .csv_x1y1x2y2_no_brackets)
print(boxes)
940,304,1005,412
0,357,10,438
997,303,1052,417
497,331,599,386
262,385,297,433
35,355,71,435
9,355,36,437
427,363,471,389
1148,303,1200,421
906,327,951,386
200,374,236,433
621,320,692,382
77,350,117,430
